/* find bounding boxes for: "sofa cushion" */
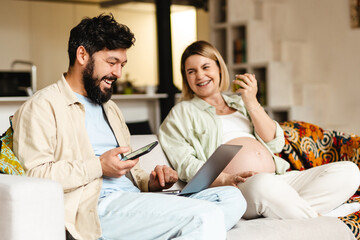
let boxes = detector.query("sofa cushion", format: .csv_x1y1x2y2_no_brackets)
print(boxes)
278,120,360,240
0,127,24,175
0,174,65,240
279,120,360,172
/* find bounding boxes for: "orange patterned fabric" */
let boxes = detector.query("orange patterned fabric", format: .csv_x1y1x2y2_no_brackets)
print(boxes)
277,120,360,239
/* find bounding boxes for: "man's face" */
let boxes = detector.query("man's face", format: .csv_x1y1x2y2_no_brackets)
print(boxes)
82,48,127,104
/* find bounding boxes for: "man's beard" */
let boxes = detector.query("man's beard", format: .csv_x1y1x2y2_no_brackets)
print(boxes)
82,58,115,105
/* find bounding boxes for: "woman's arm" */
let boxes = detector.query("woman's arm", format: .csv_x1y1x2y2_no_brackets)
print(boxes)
159,105,208,182
234,73,276,142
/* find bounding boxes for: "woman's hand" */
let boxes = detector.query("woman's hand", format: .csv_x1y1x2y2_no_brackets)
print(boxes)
226,171,258,187
211,171,258,188
233,73,259,109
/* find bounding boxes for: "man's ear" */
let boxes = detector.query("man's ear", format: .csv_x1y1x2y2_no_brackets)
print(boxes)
76,46,89,65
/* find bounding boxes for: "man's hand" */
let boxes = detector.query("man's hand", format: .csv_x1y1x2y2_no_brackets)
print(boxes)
148,165,178,192
100,146,139,178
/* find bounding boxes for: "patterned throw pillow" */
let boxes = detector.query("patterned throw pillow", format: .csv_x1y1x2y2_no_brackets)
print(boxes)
278,120,360,173
0,126,25,175
278,120,360,240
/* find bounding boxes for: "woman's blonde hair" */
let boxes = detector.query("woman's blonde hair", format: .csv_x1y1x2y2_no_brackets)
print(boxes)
180,40,229,100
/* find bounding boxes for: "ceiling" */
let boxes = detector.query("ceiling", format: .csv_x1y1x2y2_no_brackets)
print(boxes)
19,0,208,9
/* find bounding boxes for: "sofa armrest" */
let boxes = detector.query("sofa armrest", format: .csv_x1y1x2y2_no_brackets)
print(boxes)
0,174,65,240
130,135,186,190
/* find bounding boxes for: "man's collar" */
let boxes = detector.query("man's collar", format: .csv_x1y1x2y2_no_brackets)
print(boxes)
57,74,81,106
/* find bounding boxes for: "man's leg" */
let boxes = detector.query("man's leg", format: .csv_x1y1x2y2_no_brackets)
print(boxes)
188,186,246,230
98,191,227,240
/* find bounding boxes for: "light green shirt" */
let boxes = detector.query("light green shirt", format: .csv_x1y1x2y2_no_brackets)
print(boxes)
159,94,290,182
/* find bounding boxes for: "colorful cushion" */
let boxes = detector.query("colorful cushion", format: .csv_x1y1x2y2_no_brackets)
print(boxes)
0,126,25,175
278,120,360,239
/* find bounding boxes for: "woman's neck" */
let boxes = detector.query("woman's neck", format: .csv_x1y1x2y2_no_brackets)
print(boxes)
200,93,236,115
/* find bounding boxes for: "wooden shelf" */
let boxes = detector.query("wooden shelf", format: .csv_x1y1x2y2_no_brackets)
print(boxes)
209,0,293,121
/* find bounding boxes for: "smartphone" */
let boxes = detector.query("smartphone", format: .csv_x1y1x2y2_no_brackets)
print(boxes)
121,141,158,161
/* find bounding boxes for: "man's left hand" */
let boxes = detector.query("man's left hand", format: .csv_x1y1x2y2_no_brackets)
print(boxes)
148,165,178,192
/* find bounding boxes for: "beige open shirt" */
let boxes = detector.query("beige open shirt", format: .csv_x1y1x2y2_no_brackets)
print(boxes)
12,76,149,239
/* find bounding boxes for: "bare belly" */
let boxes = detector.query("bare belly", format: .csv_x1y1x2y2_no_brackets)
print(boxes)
223,137,276,174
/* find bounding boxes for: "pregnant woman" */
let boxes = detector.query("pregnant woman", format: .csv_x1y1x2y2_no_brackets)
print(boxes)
159,40,360,219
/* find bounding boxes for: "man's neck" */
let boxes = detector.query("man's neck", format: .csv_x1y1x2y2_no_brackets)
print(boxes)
65,68,87,96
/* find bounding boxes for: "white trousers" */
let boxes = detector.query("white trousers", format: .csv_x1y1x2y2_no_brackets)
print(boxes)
97,186,246,240
238,161,360,219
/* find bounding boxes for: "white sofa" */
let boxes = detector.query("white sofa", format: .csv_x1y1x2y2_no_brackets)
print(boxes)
0,134,356,240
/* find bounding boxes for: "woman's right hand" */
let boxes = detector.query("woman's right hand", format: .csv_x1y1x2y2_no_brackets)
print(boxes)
212,171,258,188
226,171,258,187
233,73,258,107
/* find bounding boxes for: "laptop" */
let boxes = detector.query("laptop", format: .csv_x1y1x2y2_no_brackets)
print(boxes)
161,144,243,196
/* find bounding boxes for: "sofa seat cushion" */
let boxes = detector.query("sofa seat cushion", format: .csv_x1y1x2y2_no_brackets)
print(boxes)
0,174,65,240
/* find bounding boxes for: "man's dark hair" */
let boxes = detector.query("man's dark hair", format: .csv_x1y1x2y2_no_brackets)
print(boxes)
68,13,135,66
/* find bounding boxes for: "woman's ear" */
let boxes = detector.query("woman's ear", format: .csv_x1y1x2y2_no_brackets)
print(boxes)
76,46,88,66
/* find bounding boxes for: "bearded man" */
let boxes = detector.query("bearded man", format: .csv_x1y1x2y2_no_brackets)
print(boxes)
12,13,246,240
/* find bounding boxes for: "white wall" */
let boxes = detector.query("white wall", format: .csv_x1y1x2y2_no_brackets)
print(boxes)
260,0,360,134
0,1,196,91
0,1,159,90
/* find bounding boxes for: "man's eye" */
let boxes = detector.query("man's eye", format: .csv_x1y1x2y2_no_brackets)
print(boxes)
109,62,116,66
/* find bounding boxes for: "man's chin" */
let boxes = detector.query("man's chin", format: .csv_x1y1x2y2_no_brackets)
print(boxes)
101,89,113,103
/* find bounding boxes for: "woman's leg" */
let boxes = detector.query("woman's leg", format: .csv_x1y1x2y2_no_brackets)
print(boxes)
238,161,360,219
238,173,318,219
282,161,360,215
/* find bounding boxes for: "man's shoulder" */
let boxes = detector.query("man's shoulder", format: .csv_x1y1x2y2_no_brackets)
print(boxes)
33,82,62,100
22,81,66,109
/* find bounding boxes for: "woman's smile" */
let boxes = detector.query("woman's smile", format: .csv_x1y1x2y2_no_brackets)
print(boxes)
197,80,212,87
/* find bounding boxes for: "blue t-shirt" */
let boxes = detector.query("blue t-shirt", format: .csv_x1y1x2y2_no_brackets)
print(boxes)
75,93,140,199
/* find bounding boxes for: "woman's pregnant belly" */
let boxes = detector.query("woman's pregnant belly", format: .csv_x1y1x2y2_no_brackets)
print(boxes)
223,137,276,174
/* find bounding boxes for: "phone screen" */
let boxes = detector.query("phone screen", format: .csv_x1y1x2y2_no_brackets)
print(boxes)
121,141,158,161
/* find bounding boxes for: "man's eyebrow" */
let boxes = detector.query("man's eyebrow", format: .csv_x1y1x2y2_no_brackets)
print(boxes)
107,57,120,62
107,57,127,64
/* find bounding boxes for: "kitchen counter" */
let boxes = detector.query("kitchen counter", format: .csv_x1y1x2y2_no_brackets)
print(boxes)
0,94,168,133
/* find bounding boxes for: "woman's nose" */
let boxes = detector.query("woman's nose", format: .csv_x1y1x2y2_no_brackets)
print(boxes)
196,70,204,79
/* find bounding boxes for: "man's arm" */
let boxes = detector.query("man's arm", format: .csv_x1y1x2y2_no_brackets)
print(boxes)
13,97,102,191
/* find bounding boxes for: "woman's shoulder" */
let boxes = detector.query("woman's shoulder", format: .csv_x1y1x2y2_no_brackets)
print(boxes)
171,99,198,112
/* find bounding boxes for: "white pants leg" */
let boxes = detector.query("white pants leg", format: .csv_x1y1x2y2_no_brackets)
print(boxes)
238,161,360,219
98,186,245,240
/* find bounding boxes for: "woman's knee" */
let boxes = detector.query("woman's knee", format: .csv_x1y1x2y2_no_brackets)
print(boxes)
339,161,360,190
238,173,283,201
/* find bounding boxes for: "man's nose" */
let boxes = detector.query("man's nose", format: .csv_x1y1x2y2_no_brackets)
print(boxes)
113,65,122,78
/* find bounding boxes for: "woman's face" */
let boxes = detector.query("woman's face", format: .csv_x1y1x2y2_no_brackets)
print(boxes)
184,54,221,99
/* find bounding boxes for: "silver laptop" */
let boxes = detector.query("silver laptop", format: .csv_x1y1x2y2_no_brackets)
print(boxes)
162,144,243,196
